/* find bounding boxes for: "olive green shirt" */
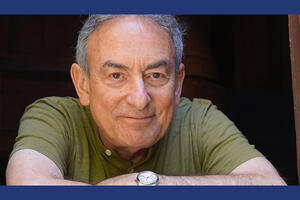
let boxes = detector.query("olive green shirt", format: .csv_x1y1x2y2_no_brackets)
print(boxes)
11,97,262,184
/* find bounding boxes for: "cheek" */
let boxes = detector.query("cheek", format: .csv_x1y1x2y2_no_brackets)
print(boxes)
149,83,175,104
149,86,176,118
89,83,122,116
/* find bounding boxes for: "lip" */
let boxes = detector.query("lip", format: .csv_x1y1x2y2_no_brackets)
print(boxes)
118,115,155,127
122,116,154,120
119,115,155,122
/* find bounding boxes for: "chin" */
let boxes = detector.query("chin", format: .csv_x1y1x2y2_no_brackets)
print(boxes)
122,134,159,149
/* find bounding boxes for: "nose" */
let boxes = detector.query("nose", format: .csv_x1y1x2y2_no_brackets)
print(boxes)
126,77,151,110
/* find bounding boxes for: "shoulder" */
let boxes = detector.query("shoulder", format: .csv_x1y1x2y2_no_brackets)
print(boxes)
19,96,85,130
23,96,87,119
166,97,215,138
20,96,93,137
15,97,95,175
177,97,212,108
175,97,241,146
26,96,81,111
176,97,215,124
177,97,213,112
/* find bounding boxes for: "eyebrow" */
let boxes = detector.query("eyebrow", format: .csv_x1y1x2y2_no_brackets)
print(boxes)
102,60,130,70
145,60,171,71
102,59,172,72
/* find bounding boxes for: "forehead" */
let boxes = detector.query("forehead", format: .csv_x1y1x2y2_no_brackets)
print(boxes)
86,15,175,66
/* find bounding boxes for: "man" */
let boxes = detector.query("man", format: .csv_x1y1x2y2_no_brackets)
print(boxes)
6,15,285,185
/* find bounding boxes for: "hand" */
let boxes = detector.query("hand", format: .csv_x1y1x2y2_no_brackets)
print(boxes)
97,173,138,185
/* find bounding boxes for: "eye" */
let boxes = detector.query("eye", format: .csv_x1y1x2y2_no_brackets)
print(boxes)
107,72,126,84
145,72,169,87
112,73,121,79
152,72,161,79
103,71,127,87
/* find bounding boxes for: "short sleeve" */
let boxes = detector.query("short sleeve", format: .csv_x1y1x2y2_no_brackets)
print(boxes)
10,98,73,175
193,100,263,175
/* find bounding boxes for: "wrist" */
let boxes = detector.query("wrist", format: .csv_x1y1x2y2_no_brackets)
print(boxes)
157,174,167,185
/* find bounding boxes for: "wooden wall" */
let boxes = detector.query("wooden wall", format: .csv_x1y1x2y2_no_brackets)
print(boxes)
0,15,298,185
288,15,300,184
180,15,228,112
0,16,81,183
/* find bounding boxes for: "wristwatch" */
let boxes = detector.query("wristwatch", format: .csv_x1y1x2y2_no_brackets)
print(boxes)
136,171,159,186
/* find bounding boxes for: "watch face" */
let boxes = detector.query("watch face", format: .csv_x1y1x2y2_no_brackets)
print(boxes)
137,171,159,185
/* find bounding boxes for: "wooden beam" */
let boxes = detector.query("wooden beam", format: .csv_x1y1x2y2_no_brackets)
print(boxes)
288,15,300,184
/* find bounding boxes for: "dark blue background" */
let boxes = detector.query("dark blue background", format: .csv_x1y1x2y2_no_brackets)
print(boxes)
0,0,299,14
1,186,300,200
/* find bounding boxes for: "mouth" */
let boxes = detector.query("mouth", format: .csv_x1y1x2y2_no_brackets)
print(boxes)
119,115,155,123
122,115,154,120
117,115,156,129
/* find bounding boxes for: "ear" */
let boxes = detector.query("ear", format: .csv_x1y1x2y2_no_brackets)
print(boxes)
175,63,185,105
70,63,90,106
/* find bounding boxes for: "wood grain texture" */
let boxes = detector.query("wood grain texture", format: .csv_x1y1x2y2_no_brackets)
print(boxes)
288,15,300,184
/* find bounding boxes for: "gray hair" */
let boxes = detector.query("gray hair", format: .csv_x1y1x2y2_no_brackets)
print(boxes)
76,15,184,75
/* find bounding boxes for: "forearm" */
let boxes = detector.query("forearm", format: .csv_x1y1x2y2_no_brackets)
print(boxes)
31,178,90,186
6,175,90,186
96,172,286,186
97,173,138,185
159,174,287,185
6,149,90,186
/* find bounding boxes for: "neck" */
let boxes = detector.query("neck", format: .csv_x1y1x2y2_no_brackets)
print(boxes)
99,130,148,164
100,136,148,163
98,130,148,163
117,148,148,164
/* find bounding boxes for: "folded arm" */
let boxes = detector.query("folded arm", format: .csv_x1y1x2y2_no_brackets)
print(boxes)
98,157,286,185
6,149,286,185
6,149,89,185
158,157,286,185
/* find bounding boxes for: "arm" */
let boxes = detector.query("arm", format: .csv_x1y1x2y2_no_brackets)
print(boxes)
6,149,89,185
158,157,286,185
7,150,285,185
96,157,286,185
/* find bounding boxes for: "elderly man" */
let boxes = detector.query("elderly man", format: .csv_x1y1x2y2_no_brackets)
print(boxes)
6,15,285,185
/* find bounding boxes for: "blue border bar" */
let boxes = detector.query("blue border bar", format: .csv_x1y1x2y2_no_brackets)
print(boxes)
0,186,299,200
0,0,299,14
